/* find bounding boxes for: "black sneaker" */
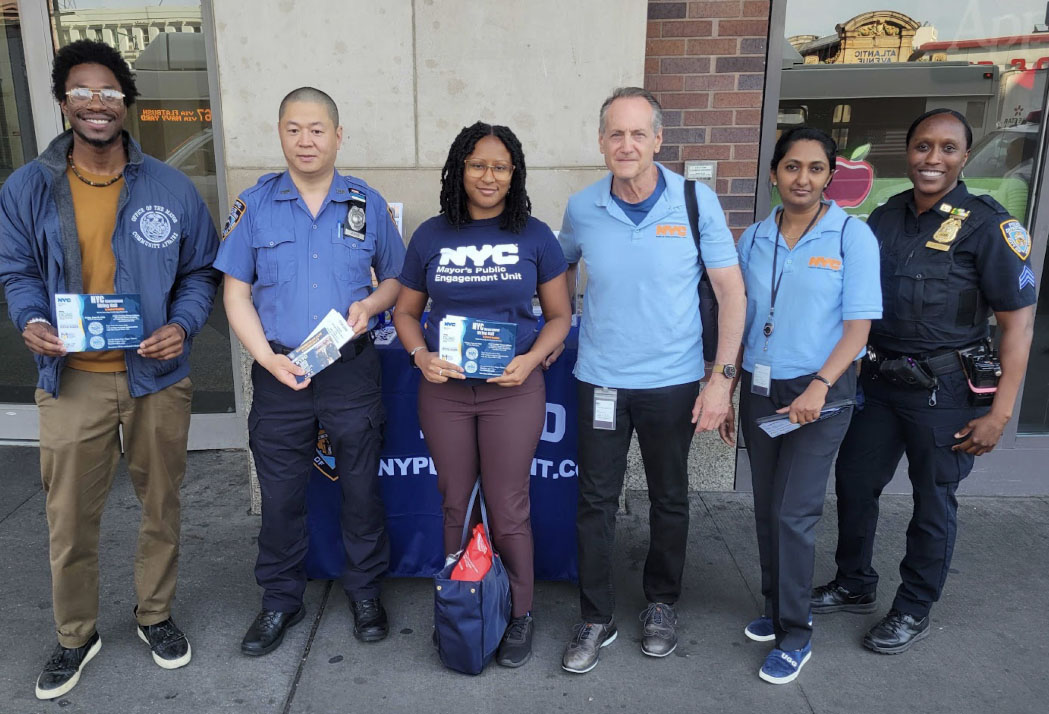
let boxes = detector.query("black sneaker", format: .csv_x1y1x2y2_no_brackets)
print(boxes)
35,632,101,700
862,609,930,654
810,582,877,614
496,615,534,668
137,617,192,669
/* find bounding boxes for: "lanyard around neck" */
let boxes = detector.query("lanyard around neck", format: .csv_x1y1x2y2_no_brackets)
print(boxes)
764,204,825,349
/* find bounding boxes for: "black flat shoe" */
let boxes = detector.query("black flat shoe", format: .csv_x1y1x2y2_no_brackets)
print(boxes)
240,608,305,657
862,609,930,654
810,582,877,614
350,598,389,642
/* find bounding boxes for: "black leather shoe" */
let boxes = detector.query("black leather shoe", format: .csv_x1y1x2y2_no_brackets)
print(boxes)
240,608,305,657
810,582,877,614
862,609,930,654
350,598,388,642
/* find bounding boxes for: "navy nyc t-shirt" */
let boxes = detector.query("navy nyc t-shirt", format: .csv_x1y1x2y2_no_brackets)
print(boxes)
399,214,568,356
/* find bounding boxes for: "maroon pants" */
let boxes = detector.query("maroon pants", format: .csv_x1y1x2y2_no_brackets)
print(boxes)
418,369,545,616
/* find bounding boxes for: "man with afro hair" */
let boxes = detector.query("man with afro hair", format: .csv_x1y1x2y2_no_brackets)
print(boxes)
0,39,219,699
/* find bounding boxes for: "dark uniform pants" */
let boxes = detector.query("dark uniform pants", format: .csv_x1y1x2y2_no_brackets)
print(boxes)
740,369,855,651
248,342,388,612
833,367,984,619
574,379,700,623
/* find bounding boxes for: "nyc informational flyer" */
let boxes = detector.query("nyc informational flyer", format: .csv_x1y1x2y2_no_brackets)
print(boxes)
54,293,144,352
439,315,517,378
288,309,356,382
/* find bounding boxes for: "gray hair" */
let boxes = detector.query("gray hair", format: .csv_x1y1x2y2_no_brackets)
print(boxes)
279,86,339,127
598,87,663,135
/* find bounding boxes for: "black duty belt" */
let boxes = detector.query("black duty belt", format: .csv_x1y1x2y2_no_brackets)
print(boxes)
866,345,966,376
268,332,372,361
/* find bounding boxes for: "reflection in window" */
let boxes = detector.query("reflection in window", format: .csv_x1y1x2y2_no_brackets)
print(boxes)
49,2,233,414
782,2,1049,434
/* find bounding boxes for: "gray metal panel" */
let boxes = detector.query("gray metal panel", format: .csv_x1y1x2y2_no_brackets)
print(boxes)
780,62,998,100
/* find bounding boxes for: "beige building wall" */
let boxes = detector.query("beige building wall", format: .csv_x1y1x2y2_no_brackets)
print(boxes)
206,0,734,502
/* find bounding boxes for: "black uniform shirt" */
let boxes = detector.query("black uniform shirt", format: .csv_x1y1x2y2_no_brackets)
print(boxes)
868,181,1037,354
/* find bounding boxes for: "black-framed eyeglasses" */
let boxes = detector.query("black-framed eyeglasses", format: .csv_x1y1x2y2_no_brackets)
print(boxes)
65,87,125,107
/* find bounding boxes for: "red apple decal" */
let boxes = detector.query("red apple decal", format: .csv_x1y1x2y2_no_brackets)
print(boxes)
826,144,874,208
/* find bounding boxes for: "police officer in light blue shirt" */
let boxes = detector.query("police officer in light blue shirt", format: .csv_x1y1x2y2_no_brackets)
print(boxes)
719,128,881,685
214,87,404,657
559,87,746,674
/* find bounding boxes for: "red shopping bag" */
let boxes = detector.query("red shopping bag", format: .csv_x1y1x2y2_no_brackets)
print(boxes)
450,523,493,581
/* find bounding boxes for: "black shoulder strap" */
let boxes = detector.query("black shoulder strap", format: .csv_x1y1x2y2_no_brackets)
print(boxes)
684,179,702,270
840,215,851,260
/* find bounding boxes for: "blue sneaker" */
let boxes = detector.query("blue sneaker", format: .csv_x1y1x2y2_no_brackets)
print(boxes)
745,613,812,642
744,617,775,642
759,642,811,684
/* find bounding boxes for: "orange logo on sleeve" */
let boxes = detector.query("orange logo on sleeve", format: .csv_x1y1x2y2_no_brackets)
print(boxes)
655,224,688,237
808,256,842,271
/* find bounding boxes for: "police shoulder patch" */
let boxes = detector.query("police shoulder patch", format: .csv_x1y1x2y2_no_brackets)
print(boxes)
222,198,246,241
1000,219,1031,260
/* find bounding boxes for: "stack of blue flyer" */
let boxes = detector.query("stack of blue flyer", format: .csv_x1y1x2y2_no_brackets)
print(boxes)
439,315,517,379
288,309,356,382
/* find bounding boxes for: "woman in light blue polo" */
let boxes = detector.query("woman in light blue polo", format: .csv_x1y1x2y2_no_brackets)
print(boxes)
717,127,882,684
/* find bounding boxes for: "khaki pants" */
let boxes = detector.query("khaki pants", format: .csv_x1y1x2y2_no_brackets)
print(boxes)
36,368,192,648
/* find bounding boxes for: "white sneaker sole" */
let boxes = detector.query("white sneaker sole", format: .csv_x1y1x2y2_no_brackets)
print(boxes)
641,639,677,657
744,625,775,643
561,629,618,674
759,650,811,684
35,636,102,700
137,627,192,669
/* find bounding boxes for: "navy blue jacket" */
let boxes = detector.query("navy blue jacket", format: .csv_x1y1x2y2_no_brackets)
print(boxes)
0,130,220,397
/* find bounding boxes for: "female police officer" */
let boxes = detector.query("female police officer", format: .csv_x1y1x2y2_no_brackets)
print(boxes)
811,109,1037,654
719,127,881,683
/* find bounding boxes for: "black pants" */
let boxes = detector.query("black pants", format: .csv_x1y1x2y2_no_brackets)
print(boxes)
832,367,983,619
574,379,700,623
740,369,855,650
248,342,388,612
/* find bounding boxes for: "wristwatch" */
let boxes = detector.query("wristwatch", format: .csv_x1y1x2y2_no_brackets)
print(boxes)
712,363,737,380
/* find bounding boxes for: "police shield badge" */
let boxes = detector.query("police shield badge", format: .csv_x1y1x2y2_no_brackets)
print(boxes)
926,216,961,251
1000,219,1031,260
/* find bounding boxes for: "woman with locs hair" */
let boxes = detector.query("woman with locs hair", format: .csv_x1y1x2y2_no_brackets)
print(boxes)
394,121,571,667
717,126,882,684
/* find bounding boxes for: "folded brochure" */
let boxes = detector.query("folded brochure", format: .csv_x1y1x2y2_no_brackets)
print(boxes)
755,399,856,438
287,309,356,382
55,293,144,352
439,315,516,378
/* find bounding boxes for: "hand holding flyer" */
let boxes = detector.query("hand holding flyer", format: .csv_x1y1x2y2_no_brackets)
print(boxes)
286,309,357,382
55,293,144,352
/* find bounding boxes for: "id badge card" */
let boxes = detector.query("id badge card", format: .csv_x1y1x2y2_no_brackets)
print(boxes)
593,387,618,430
751,362,771,397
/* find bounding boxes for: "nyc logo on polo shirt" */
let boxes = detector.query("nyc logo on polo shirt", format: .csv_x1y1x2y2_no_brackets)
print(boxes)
807,256,842,271
655,224,687,237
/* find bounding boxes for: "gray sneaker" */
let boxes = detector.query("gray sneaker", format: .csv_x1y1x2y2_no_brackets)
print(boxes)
561,620,618,674
640,602,677,657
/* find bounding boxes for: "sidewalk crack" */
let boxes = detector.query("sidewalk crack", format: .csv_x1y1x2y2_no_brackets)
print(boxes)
281,580,332,714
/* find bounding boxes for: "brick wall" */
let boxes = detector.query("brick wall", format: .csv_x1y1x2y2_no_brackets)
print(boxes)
645,0,771,236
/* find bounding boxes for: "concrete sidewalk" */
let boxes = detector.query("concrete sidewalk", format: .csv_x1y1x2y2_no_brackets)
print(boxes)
1,446,1046,714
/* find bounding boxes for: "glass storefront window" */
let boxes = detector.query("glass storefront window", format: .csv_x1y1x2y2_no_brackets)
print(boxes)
0,3,41,404
777,2,1049,435
47,0,235,413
